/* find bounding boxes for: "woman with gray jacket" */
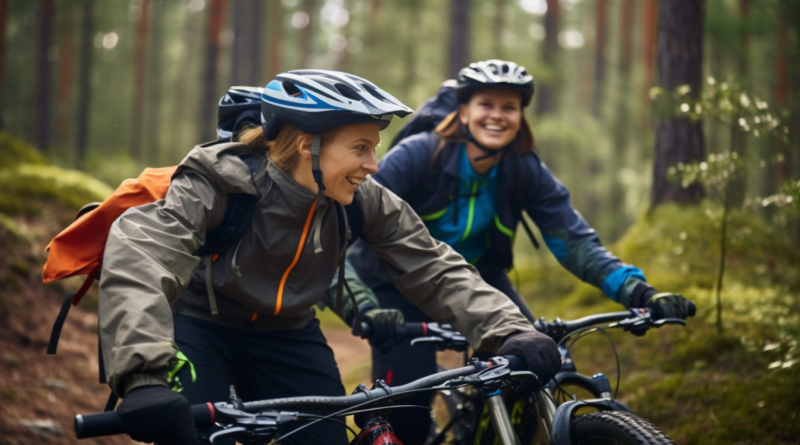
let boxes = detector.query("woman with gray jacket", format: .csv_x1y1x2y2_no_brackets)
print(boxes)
99,70,561,445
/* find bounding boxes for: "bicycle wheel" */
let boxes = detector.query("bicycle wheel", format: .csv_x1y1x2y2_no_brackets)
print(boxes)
570,411,676,445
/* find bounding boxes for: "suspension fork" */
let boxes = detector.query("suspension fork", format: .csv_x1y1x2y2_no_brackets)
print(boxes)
533,388,557,445
482,390,520,445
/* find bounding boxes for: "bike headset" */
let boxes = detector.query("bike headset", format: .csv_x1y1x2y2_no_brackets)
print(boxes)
454,59,535,161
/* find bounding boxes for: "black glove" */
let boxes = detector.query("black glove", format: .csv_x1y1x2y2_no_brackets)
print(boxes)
117,385,199,445
359,308,405,354
497,331,562,389
630,282,691,320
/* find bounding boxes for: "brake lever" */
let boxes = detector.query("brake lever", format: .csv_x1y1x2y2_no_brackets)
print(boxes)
653,317,686,327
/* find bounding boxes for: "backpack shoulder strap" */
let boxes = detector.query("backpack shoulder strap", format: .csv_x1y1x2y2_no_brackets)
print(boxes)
342,190,364,248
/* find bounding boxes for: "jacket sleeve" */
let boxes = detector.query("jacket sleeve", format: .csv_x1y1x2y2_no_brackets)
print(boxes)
357,177,533,352
521,152,646,306
371,133,437,201
98,170,226,397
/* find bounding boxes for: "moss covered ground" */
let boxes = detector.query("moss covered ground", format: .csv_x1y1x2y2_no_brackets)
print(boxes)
515,203,800,444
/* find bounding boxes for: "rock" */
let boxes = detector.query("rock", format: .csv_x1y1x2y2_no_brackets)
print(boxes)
43,378,69,390
16,419,62,436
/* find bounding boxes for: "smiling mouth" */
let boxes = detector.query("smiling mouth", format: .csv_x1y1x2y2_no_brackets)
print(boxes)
482,124,507,132
346,177,364,186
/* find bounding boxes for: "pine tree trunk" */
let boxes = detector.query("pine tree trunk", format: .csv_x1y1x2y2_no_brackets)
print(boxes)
145,0,164,164
75,0,93,167
651,0,705,207
299,0,314,68
536,0,559,115
130,0,150,160
640,0,658,125
592,0,607,118
401,0,421,97
610,0,635,238
36,0,54,152
0,0,10,129
729,0,750,205
447,0,470,79
56,7,75,146
231,0,261,86
492,0,506,59
268,0,283,79
365,0,382,80
198,0,226,143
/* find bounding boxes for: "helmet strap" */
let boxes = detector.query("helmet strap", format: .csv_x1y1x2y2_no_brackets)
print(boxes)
462,124,513,162
310,135,326,194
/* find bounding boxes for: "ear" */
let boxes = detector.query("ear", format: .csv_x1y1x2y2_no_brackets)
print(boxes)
458,105,469,126
296,133,312,160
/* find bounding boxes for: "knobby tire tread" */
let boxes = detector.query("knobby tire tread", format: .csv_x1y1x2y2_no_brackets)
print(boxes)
570,411,676,445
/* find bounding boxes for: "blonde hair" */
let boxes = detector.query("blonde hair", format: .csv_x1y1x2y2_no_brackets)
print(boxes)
236,124,337,171
434,110,536,156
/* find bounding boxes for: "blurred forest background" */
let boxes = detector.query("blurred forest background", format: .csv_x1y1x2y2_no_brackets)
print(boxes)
1,0,800,444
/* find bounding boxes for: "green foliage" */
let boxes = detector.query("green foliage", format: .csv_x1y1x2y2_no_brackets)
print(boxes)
0,132,46,169
516,201,800,444
0,132,113,216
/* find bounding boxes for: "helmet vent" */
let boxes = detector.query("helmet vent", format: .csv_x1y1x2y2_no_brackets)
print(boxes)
502,64,509,73
283,82,303,97
362,84,389,103
334,83,362,101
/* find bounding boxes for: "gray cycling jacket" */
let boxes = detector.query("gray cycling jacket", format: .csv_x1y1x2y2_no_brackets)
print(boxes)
98,142,533,397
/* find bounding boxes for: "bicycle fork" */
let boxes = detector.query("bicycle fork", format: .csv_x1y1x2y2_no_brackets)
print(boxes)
482,390,520,445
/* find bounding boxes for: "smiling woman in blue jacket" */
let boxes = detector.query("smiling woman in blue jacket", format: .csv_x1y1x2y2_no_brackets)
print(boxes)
348,59,692,445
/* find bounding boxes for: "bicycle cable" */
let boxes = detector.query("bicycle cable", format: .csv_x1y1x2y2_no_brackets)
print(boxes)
563,324,622,400
271,384,470,444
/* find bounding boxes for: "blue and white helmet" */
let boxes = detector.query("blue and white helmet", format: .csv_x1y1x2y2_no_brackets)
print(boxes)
217,86,263,141
261,70,413,140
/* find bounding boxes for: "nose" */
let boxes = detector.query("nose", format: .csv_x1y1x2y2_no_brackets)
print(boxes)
488,104,503,119
363,151,378,174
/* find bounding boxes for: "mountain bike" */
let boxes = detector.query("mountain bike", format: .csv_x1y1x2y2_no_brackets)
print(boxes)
359,304,695,445
72,305,692,445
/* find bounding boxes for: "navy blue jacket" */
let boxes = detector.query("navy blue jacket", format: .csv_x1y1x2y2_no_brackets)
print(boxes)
350,132,646,303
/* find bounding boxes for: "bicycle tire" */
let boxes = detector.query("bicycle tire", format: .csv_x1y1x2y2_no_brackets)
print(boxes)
570,411,676,445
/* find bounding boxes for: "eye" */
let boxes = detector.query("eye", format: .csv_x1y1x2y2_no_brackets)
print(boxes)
353,145,367,151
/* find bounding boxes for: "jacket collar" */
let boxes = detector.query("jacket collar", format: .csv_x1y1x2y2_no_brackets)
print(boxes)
265,161,329,212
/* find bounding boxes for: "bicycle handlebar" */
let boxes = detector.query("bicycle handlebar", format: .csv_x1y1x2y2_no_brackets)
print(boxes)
74,356,529,439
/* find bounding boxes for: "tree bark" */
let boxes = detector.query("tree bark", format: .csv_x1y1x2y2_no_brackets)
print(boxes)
130,0,150,160
231,0,262,86
198,0,226,143
145,0,164,164
0,0,9,129
447,0,470,79
268,0,283,79
56,6,75,145
36,0,54,152
652,0,705,207
401,0,421,97
536,0,559,115
610,0,635,237
492,0,506,59
336,0,352,72
365,0,382,80
75,0,93,166
728,0,750,205
641,0,658,122
299,0,314,68
592,0,607,118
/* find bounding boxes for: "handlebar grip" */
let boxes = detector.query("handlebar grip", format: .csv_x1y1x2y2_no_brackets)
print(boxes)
74,412,122,439
687,301,696,317
74,403,215,439
505,355,527,372
402,323,427,338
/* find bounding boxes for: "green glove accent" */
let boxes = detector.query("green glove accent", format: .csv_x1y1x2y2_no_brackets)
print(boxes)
166,344,196,393
644,292,691,320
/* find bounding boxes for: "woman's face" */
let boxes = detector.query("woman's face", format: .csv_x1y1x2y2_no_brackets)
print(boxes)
318,123,381,205
459,88,523,150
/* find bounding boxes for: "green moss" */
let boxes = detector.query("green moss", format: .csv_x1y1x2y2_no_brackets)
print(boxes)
0,163,113,215
0,132,46,169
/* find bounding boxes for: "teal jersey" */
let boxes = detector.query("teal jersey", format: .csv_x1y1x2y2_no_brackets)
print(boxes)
426,144,498,263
